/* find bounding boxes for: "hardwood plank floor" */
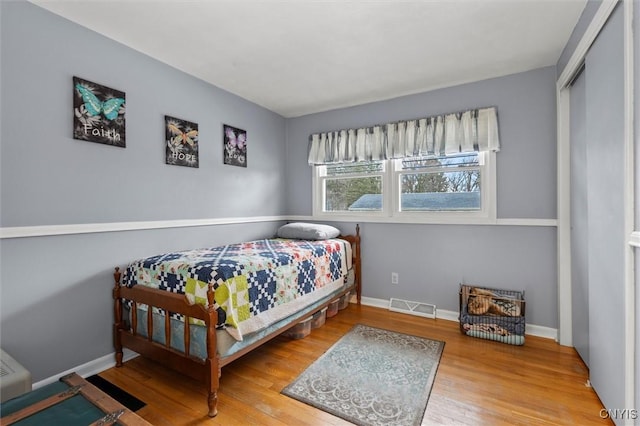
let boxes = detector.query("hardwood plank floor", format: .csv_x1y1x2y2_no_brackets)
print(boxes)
99,304,611,425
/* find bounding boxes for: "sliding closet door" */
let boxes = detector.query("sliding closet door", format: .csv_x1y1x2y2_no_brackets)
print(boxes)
570,69,589,366
584,3,625,411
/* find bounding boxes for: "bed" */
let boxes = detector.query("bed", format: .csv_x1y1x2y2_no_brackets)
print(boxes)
112,223,361,417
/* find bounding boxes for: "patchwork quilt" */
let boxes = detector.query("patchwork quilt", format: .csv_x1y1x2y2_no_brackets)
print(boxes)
123,238,350,341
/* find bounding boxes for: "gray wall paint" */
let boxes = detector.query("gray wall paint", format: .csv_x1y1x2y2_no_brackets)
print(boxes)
1,1,286,227
359,223,557,326
0,1,576,383
560,1,637,417
0,2,287,381
285,67,558,220
584,3,625,416
0,221,280,381
285,67,559,328
636,0,640,414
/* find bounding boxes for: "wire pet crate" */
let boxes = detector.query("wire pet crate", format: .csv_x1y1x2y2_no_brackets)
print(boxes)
459,284,526,345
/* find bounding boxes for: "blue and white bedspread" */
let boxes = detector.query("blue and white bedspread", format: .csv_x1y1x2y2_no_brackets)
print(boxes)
123,238,351,341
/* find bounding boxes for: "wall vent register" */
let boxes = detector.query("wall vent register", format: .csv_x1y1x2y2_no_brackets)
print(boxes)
389,298,437,319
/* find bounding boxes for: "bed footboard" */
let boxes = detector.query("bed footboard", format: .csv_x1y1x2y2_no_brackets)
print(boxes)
113,267,220,417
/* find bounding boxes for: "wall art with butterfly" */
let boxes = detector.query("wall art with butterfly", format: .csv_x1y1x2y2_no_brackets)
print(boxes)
223,124,247,167
166,115,199,168
73,76,126,147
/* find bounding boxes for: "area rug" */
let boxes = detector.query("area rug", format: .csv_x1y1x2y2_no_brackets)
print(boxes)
281,324,444,426
86,375,146,412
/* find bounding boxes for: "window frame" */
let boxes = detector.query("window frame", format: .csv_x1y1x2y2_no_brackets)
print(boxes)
312,151,497,224
312,160,388,218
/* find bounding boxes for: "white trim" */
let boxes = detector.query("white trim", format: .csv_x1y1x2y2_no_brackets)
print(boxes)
494,218,557,227
311,214,500,225
0,216,288,239
557,0,620,89
629,231,640,248
32,349,138,390
301,215,555,227
359,296,557,340
359,296,389,309
434,308,459,323
525,323,560,341
0,215,559,239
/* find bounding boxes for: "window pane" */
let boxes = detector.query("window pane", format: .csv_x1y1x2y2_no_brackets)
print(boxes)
326,161,384,176
324,176,383,212
401,153,479,171
400,170,481,211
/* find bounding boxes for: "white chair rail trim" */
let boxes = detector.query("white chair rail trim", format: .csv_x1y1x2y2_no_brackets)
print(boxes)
0,215,558,239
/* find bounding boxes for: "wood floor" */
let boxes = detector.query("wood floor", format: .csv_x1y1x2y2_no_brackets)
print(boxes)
99,304,611,425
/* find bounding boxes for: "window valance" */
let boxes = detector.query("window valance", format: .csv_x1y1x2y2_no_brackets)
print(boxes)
307,106,500,165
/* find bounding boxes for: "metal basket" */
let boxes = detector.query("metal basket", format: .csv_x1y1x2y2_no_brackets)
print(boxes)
459,284,526,345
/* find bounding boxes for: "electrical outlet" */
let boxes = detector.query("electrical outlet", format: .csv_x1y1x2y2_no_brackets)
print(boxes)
391,272,399,284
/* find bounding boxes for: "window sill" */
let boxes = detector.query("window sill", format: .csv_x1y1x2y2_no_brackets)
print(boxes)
304,214,557,227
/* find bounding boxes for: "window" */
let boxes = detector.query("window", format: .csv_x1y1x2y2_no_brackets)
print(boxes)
320,161,385,212
397,152,481,212
313,151,496,223
308,107,500,223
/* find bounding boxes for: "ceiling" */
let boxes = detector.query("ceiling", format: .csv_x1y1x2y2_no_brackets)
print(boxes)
31,0,586,118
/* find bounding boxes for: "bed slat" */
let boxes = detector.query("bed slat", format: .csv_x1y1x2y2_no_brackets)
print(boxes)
164,313,171,348
146,307,153,342
131,301,138,337
184,317,191,357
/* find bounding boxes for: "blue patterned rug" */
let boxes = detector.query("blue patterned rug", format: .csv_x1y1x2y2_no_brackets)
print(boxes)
281,324,444,426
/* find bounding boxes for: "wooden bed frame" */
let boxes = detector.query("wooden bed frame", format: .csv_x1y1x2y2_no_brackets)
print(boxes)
112,225,361,417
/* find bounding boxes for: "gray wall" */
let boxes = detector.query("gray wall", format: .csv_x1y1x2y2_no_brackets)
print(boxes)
0,222,279,381
559,1,632,418
1,1,286,227
0,1,287,381
636,0,640,414
0,1,572,384
286,67,559,328
286,67,557,219
583,3,625,413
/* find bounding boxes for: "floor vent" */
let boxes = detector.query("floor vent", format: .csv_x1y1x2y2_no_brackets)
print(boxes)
389,298,437,319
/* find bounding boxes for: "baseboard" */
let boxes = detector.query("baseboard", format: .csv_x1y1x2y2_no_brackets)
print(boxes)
32,349,138,390
357,296,558,340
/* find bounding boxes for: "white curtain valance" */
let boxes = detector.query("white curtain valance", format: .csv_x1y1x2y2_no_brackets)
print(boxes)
307,106,500,165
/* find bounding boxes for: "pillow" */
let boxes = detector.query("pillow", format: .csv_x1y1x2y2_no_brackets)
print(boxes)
276,222,341,240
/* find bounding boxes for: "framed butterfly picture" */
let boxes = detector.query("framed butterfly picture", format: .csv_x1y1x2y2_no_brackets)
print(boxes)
165,115,199,168
73,76,126,147
223,124,247,167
